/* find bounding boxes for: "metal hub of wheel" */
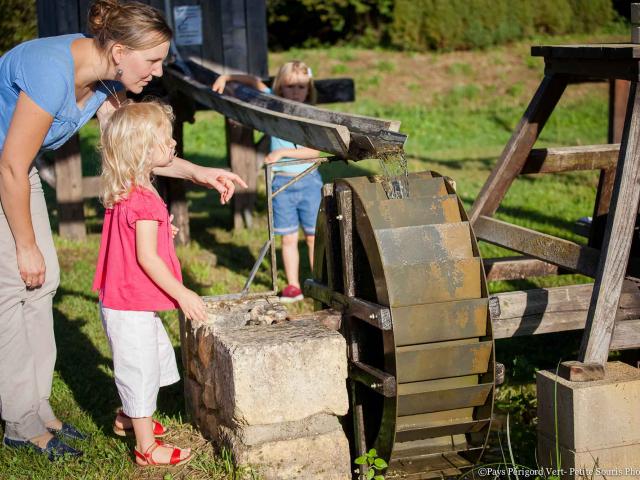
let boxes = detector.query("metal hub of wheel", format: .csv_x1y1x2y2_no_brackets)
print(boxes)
306,171,495,479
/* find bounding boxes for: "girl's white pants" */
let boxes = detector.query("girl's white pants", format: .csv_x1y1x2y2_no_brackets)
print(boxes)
99,304,180,418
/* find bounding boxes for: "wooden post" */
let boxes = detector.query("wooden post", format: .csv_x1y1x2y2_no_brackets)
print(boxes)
226,119,257,229
163,93,195,245
469,74,567,224
589,79,631,247
577,81,640,373
336,185,367,479
55,135,86,241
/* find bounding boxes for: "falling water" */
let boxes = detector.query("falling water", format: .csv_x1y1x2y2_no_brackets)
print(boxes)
377,148,410,199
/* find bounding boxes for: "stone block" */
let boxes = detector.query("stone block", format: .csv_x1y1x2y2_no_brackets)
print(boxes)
184,377,202,420
202,380,217,410
197,326,215,365
220,426,351,479
200,409,219,440
539,431,640,479
214,320,348,425
219,413,342,447
537,361,640,452
632,26,640,44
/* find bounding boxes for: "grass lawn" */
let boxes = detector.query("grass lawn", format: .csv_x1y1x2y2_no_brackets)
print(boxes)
0,29,628,478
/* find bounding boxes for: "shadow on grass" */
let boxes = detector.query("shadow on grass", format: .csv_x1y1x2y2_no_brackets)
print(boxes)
53,289,187,434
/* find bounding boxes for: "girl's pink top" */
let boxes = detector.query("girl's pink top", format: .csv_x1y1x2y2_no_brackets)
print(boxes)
92,186,182,311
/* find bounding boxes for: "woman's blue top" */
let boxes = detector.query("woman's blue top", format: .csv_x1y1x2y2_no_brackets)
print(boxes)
0,33,122,151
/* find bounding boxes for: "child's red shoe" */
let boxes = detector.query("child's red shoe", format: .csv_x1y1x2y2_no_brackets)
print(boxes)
279,284,303,303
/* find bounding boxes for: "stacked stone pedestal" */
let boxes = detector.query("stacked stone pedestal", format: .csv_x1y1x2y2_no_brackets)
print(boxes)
181,297,351,479
537,361,640,479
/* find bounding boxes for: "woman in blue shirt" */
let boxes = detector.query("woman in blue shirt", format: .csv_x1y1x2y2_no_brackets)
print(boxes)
0,0,246,461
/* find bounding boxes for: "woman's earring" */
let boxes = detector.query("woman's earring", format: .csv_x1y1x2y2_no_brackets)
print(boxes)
116,68,123,78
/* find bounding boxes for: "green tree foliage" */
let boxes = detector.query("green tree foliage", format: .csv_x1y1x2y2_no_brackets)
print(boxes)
267,0,617,51
267,0,394,49
0,0,37,55
390,0,615,51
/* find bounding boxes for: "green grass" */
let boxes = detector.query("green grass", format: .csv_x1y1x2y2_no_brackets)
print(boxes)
0,34,620,476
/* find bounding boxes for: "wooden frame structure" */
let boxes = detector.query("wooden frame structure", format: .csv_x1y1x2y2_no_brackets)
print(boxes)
470,44,640,381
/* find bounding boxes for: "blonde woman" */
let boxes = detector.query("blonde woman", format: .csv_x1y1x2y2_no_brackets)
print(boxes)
0,0,246,460
92,100,200,467
213,61,321,302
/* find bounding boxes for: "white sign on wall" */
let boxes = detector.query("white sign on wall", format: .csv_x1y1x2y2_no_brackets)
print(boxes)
173,5,203,46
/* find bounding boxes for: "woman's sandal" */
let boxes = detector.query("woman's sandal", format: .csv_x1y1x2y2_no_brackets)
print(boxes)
113,409,169,438
134,440,193,467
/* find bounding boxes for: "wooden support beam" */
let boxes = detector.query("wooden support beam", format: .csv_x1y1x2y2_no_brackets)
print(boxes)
470,74,568,223
349,361,396,397
475,215,600,277
580,81,640,367
491,283,640,340
185,60,397,134
483,256,559,281
303,279,392,330
226,118,257,229
34,156,101,200
55,135,85,241
589,80,631,247
521,144,619,174
163,67,350,157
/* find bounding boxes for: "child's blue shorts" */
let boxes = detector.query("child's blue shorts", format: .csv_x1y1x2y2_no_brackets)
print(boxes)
272,170,323,236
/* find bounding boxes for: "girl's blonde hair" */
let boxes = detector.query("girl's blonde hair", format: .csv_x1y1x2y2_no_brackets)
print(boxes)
99,100,174,207
272,61,317,104
88,0,172,52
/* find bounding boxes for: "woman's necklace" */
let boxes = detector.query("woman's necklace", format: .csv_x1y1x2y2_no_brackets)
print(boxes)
90,53,122,109
96,75,122,108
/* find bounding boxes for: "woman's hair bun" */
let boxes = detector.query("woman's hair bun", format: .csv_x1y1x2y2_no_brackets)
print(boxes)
87,0,120,36
87,0,171,51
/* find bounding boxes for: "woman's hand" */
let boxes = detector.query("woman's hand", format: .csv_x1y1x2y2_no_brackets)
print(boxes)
211,75,229,94
192,166,248,205
16,244,46,289
177,288,207,322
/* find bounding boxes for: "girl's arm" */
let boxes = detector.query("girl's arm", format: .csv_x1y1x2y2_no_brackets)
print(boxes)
95,94,248,205
135,220,206,322
265,146,320,164
152,157,248,205
212,74,268,94
0,92,53,288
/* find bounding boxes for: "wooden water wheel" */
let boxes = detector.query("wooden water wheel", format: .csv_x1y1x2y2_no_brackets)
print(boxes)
305,171,495,479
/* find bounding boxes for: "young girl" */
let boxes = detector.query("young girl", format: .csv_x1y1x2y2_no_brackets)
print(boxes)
92,100,206,467
213,61,322,302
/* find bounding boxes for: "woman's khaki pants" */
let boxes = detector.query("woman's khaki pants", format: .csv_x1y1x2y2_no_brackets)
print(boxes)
0,168,60,440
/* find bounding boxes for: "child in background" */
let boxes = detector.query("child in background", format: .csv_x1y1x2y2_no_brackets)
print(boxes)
92,101,206,467
213,61,322,302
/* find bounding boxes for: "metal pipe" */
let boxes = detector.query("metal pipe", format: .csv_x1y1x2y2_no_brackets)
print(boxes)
241,238,272,295
271,158,329,199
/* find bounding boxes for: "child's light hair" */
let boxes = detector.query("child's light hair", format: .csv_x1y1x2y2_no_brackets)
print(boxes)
272,61,317,104
99,100,174,208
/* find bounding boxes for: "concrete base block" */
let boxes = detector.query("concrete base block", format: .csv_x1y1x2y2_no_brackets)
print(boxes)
537,361,640,478
215,320,348,425
220,426,351,480
539,432,640,479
